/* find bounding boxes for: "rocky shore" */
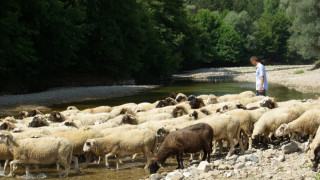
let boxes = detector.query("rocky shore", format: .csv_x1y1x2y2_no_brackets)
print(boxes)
172,65,320,94
149,141,318,180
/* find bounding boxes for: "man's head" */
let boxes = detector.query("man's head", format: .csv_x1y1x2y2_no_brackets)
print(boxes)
250,56,259,66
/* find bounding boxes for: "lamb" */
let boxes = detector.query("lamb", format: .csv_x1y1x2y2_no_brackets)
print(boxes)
149,123,213,174
252,106,306,145
275,109,320,149
0,131,73,177
83,128,157,169
195,114,244,157
309,126,320,171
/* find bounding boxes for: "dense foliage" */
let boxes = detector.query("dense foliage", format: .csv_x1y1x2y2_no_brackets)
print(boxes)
0,0,318,93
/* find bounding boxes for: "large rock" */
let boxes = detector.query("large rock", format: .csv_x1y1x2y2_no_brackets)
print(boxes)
281,142,300,154
197,161,211,173
149,173,163,180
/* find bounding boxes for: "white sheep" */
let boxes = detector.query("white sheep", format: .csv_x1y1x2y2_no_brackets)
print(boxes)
252,106,307,145
275,109,320,149
83,128,157,169
217,91,255,102
81,106,112,114
194,114,244,157
0,131,73,177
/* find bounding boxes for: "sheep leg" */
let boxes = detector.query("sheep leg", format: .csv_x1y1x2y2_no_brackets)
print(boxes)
189,154,194,161
57,163,63,177
72,156,82,174
306,135,314,152
176,154,181,169
218,140,223,155
25,165,30,177
212,140,217,155
227,138,235,157
238,135,245,154
35,164,40,174
248,135,253,151
115,154,121,170
105,153,114,168
83,152,91,168
131,153,138,162
8,160,20,177
179,153,184,169
3,159,9,172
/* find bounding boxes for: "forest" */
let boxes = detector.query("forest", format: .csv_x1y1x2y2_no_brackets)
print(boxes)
0,0,319,93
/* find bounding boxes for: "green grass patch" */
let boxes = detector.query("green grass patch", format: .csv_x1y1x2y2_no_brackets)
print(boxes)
294,70,304,74
300,164,313,169
314,173,320,180
278,166,285,172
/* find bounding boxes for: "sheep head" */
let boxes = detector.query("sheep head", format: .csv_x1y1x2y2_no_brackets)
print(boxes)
176,95,187,103
49,111,65,122
260,97,278,109
0,122,15,131
28,109,43,117
169,93,177,100
190,111,198,120
275,124,290,137
206,95,218,105
189,98,205,109
83,139,95,153
149,157,161,174
0,131,11,144
28,115,49,127
122,114,137,125
236,103,246,109
172,106,187,118
67,106,78,110
18,111,28,119
187,95,196,102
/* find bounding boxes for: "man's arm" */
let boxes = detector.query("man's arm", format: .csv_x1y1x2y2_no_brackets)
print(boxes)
259,76,264,93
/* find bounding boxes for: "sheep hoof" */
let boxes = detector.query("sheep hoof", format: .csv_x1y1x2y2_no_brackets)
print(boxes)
312,167,317,172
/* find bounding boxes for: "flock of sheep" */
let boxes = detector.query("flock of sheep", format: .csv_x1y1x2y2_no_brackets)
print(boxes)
0,91,320,178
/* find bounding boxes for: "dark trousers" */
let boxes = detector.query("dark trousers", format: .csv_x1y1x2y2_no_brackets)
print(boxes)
256,90,266,96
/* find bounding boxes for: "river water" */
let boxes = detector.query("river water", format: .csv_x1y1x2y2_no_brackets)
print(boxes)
1,81,318,180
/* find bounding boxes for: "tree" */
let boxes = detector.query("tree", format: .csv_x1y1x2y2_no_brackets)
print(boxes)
255,12,290,62
281,0,320,59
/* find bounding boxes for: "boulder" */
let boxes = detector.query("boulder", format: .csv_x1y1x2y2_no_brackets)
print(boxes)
281,142,300,154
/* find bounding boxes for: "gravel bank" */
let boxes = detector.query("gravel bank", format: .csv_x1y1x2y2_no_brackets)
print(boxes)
0,85,158,114
172,65,320,94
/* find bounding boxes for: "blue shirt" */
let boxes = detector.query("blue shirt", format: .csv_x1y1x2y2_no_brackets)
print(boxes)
256,63,268,90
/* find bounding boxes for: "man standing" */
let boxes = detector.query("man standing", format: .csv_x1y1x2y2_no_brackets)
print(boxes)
250,56,268,96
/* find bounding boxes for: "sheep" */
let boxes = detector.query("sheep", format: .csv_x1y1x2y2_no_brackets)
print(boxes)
149,123,213,174
195,114,244,157
91,114,137,131
0,131,73,177
81,106,112,114
217,91,256,102
275,109,320,149
226,109,255,150
252,106,307,146
205,94,218,105
51,128,103,170
134,112,172,124
83,128,157,169
309,126,320,171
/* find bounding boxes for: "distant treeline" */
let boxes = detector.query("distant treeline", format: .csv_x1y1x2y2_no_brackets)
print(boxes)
0,0,319,93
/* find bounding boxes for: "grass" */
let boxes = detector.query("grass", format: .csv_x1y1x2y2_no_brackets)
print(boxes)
300,164,313,169
278,166,285,172
294,70,304,74
314,173,320,180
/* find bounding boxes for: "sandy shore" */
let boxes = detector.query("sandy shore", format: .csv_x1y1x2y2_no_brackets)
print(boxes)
0,85,158,115
172,64,320,94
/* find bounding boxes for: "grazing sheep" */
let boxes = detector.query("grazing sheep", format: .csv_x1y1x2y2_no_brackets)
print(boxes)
149,123,213,174
309,126,320,171
275,109,320,149
83,128,157,169
252,106,306,145
226,109,255,150
0,131,73,177
195,114,244,157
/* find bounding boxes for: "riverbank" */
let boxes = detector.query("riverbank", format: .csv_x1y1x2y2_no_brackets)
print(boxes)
0,85,158,116
172,65,320,94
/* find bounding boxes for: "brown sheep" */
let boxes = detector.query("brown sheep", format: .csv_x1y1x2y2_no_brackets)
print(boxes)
149,123,213,174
